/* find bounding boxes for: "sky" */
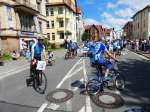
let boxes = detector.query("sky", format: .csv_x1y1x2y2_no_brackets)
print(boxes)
77,0,150,30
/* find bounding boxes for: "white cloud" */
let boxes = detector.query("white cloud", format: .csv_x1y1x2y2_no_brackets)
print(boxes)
107,2,117,9
117,0,150,11
84,18,100,25
115,8,135,17
101,12,132,29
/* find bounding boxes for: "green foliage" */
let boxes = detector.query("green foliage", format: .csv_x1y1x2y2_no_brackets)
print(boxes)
3,53,12,60
82,32,91,41
43,39,51,50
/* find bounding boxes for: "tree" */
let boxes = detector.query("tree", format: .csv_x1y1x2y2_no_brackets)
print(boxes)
43,38,51,50
82,32,90,41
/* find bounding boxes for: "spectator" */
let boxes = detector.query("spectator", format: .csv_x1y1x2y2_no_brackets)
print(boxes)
12,51,18,60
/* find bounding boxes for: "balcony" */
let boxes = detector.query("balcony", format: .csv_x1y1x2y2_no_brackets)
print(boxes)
14,0,39,14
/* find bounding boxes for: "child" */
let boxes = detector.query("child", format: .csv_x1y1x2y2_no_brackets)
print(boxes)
48,51,53,59
12,51,17,60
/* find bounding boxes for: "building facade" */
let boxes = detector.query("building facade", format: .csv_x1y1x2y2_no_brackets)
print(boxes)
84,24,112,41
132,5,150,40
123,21,133,40
0,0,47,52
46,0,82,46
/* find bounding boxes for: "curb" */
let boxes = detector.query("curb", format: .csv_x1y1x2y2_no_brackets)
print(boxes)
129,50,150,59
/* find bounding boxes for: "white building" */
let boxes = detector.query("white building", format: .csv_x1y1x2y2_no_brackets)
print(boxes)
46,0,84,46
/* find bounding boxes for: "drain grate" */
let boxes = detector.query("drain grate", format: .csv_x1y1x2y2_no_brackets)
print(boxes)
46,89,74,103
90,92,124,108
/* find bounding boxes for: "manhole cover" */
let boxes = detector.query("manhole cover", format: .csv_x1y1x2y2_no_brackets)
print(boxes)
53,92,67,99
46,89,74,103
99,95,116,104
90,92,124,108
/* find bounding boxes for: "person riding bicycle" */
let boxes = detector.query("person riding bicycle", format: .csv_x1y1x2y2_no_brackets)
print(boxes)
94,38,118,79
31,38,47,61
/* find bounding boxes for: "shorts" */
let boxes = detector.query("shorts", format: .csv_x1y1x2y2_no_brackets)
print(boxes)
95,58,113,70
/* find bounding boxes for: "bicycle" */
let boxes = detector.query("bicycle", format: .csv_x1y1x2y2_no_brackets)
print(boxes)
86,60,125,95
26,60,47,94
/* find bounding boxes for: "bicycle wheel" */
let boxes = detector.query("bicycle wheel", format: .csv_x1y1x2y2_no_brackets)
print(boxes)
33,71,47,94
114,74,125,90
86,79,103,95
65,52,69,59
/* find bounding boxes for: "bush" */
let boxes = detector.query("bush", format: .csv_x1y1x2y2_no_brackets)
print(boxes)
51,43,56,49
3,53,12,60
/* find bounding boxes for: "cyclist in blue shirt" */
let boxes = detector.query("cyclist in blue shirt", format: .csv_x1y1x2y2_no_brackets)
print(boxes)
31,38,47,61
94,39,118,78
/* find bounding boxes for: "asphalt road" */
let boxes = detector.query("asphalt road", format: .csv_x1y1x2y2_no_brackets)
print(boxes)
0,50,150,112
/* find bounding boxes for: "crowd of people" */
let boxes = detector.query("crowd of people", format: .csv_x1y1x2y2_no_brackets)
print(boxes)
127,39,150,53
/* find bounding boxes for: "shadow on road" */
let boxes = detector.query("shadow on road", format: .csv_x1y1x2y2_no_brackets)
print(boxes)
118,59,150,111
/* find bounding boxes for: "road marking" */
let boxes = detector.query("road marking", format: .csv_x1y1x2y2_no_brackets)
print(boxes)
68,66,83,78
47,103,60,110
37,58,83,112
37,102,48,112
56,58,83,89
115,90,120,95
131,51,149,60
78,106,85,112
83,59,92,112
0,64,29,79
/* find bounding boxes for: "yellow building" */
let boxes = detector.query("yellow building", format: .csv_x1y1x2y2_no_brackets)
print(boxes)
46,0,78,46
0,0,47,52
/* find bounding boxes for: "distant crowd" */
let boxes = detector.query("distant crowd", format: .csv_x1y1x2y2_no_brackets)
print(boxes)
127,39,150,53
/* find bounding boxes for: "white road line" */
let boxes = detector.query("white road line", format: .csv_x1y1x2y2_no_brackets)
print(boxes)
37,58,83,112
78,106,85,112
131,51,149,60
83,59,92,112
37,102,48,112
56,58,83,89
0,64,29,79
68,66,83,78
47,103,60,110
115,90,121,95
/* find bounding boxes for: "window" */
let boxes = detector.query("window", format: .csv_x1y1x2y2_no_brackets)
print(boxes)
52,33,55,40
59,20,64,27
46,7,49,16
144,20,146,28
47,33,50,40
39,21,42,33
37,2,41,14
58,7,63,14
50,8,54,16
59,32,64,39
47,21,50,28
51,21,54,28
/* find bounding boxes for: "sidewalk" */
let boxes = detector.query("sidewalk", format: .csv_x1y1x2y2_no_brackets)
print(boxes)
0,50,66,78
0,58,30,78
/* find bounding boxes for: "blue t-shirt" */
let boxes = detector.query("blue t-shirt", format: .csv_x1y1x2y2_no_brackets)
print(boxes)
32,43,45,58
94,42,108,61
